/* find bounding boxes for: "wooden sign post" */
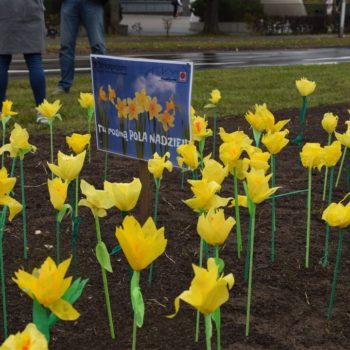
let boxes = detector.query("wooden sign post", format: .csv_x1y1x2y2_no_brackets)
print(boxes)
138,160,151,224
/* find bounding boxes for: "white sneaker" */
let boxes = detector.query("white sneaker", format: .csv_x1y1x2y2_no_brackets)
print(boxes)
36,113,48,124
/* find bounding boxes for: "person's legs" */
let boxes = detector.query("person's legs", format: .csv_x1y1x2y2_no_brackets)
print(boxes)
58,0,81,91
24,53,46,106
81,0,106,55
0,55,12,104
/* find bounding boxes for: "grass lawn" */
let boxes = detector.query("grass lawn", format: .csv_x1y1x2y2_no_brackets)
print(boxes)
6,62,350,134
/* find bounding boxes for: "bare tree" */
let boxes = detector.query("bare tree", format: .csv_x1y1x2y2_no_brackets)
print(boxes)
202,0,220,34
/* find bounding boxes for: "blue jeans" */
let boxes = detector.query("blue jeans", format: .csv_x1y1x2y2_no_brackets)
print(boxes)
0,53,46,106
59,0,106,90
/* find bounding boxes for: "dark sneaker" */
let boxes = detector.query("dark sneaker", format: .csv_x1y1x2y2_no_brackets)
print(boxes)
51,86,69,95
36,113,48,124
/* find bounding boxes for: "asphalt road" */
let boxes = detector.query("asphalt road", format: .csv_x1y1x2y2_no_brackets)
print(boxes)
8,47,350,77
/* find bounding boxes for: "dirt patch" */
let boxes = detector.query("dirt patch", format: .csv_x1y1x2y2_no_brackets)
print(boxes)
2,102,350,349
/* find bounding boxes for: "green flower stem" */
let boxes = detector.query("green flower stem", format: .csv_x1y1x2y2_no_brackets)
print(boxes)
233,170,242,258
49,122,54,179
195,237,204,342
214,245,219,259
293,96,307,146
268,188,308,199
1,121,6,168
132,271,140,350
87,108,93,164
322,134,332,200
104,153,108,181
180,166,185,190
245,202,256,337
212,108,217,159
75,176,79,218
148,178,160,285
321,166,335,267
199,139,205,169
335,146,347,188
244,215,252,283
0,210,7,339
271,155,276,262
205,314,212,350
71,176,80,275
214,245,221,350
56,213,60,264
20,159,27,260
10,156,16,177
305,167,312,269
328,229,344,320
95,216,115,339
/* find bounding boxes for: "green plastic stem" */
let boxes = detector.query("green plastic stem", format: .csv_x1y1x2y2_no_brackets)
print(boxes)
0,210,7,339
104,153,108,181
205,314,212,350
233,171,242,258
75,176,79,218
322,134,332,201
328,229,344,320
195,237,204,342
10,157,16,176
180,167,185,190
244,215,252,283
87,108,93,164
56,213,60,264
20,159,27,259
322,166,335,267
212,108,217,160
305,167,312,268
214,245,221,350
1,122,5,168
132,271,140,350
95,216,115,339
335,146,347,188
271,154,276,262
245,202,256,337
268,188,308,199
49,122,54,179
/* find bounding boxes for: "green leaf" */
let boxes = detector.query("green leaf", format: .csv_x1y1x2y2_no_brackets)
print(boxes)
55,113,62,121
252,128,261,147
211,307,221,337
96,241,113,272
110,244,122,256
57,204,73,223
204,103,216,109
131,272,144,328
213,258,225,274
243,181,254,217
33,299,50,341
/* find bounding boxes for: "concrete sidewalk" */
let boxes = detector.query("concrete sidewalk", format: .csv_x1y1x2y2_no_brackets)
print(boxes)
120,14,200,35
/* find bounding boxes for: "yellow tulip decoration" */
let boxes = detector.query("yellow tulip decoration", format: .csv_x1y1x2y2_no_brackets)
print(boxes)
78,92,94,162
335,120,350,188
300,142,325,268
322,195,350,320
167,258,234,350
78,179,115,338
293,77,316,146
321,113,338,200
115,215,167,350
204,89,221,159
201,155,229,186
13,256,88,342
262,128,290,262
320,141,342,267
244,168,279,337
48,150,86,274
35,99,62,175
147,152,173,284
0,123,36,260
0,166,22,338
197,209,235,349
177,142,200,190
0,100,17,167
0,323,48,350
47,177,71,264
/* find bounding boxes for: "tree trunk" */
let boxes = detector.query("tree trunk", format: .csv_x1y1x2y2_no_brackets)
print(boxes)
202,0,220,34
108,0,121,34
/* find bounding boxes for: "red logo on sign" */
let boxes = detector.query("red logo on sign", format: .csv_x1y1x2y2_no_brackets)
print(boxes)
179,71,187,82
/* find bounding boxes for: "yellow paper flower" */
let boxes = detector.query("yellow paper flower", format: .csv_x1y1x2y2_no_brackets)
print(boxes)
148,152,173,179
248,149,271,173
201,155,228,185
66,133,91,154
192,116,212,142
104,178,142,212
323,140,342,167
78,179,114,217
48,178,68,211
35,99,61,120
246,168,279,204
300,143,324,170
13,257,79,321
321,113,338,134
48,150,86,182
0,123,36,159
148,97,162,120
295,77,316,97
235,158,250,180
115,215,167,271
0,323,48,350
0,167,22,221
322,201,350,228
197,209,235,246
168,258,234,317
229,194,248,208
177,142,199,171
184,178,231,212
219,141,243,173
262,130,289,155
1,100,17,118
209,89,221,105
219,128,252,148
335,121,350,148
78,92,94,110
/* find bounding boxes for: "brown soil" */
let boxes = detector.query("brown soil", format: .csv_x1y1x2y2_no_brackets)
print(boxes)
2,102,350,350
